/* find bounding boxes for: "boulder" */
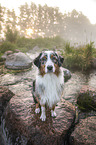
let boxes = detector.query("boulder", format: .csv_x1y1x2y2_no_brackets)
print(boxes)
70,116,96,145
32,46,40,52
62,67,71,82
1,51,14,61
2,94,75,145
0,86,14,123
5,52,32,70
28,46,40,53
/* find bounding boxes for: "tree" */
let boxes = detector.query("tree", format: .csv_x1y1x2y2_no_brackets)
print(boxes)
6,9,17,30
5,25,18,43
19,3,32,36
0,5,5,34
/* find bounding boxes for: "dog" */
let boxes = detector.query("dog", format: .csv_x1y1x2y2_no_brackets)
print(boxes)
32,50,64,121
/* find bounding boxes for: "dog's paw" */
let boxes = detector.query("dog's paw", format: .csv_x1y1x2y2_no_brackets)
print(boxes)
51,110,57,117
35,108,40,114
40,114,46,121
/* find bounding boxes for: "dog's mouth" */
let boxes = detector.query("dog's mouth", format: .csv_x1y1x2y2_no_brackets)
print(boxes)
47,70,53,73
46,65,54,73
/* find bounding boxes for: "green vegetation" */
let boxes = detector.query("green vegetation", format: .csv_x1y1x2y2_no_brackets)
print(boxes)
16,36,65,50
63,41,96,71
77,90,96,112
0,3,96,43
5,25,18,43
0,41,17,53
0,35,96,72
0,3,96,74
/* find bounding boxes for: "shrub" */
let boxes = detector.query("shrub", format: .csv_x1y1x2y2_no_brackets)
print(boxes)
5,25,18,43
65,42,73,53
16,36,65,50
63,42,94,71
0,41,17,53
77,90,96,112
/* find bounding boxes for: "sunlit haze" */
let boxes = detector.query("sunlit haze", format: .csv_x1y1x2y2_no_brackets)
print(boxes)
1,0,96,24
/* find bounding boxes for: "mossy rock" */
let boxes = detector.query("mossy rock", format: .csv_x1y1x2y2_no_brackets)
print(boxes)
77,90,96,112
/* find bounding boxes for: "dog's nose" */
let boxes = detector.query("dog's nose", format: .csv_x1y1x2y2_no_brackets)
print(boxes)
47,65,53,71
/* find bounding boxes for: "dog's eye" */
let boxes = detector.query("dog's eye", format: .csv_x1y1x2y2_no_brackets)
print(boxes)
41,57,47,64
52,57,57,64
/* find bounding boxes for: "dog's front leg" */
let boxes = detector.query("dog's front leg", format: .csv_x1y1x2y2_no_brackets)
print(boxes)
40,105,46,121
35,103,40,114
51,105,57,117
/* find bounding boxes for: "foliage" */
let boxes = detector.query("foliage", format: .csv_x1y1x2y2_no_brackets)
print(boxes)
0,5,5,33
65,42,74,53
0,41,17,53
16,36,65,50
0,3,96,43
6,9,17,30
63,42,94,71
77,90,96,112
4,26,18,43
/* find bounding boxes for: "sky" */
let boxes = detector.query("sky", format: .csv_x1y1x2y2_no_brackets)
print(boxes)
0,0,96,24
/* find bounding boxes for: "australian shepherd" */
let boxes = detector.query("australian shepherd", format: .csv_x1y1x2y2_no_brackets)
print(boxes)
32,50,64,121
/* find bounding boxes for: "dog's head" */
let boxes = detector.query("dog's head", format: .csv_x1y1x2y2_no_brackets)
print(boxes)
34,51,64,76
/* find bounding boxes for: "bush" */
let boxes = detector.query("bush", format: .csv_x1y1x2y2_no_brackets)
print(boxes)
0,41,17,53
5,26,18,43
77,90,96,112
65,42,73,53
63,42,94,71
16,36,65,50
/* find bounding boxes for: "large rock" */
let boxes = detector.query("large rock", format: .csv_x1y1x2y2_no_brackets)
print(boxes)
70,116,96,145
31,46,40,52
0,86,14,145
5,52,32,70
2,94,75,145
62,67,71,82
0,86,14,123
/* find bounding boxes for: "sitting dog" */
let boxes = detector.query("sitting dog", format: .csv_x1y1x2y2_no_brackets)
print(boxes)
32,50,64,121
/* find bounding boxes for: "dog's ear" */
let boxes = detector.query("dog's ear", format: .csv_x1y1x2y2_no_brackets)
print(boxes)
34,53,42,68
58,56,64,67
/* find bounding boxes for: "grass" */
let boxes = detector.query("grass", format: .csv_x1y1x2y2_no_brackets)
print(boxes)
0,36,96,73
77,90,96,112
63,41,95,71
16,36,65,50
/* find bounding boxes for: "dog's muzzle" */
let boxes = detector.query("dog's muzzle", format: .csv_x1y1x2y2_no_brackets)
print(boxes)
47,65,53,72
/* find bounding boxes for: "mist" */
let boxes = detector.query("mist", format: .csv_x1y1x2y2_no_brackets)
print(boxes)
0,3,96,47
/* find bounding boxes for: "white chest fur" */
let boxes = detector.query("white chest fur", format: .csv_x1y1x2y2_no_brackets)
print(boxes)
36,68,64,108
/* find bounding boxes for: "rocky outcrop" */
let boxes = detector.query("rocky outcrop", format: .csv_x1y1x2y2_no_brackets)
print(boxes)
0,86,14,123
0,87,14,145
63,67,71,82
0,63,73,145
70,85,96,145
5,52,32,70
1,89,75,145
70,116,96,145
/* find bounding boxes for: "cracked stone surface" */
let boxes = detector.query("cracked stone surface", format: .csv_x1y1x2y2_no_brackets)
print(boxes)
2,94,75,145
70,116,96,145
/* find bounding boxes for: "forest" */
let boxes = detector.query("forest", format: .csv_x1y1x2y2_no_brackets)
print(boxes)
0,2,96,45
